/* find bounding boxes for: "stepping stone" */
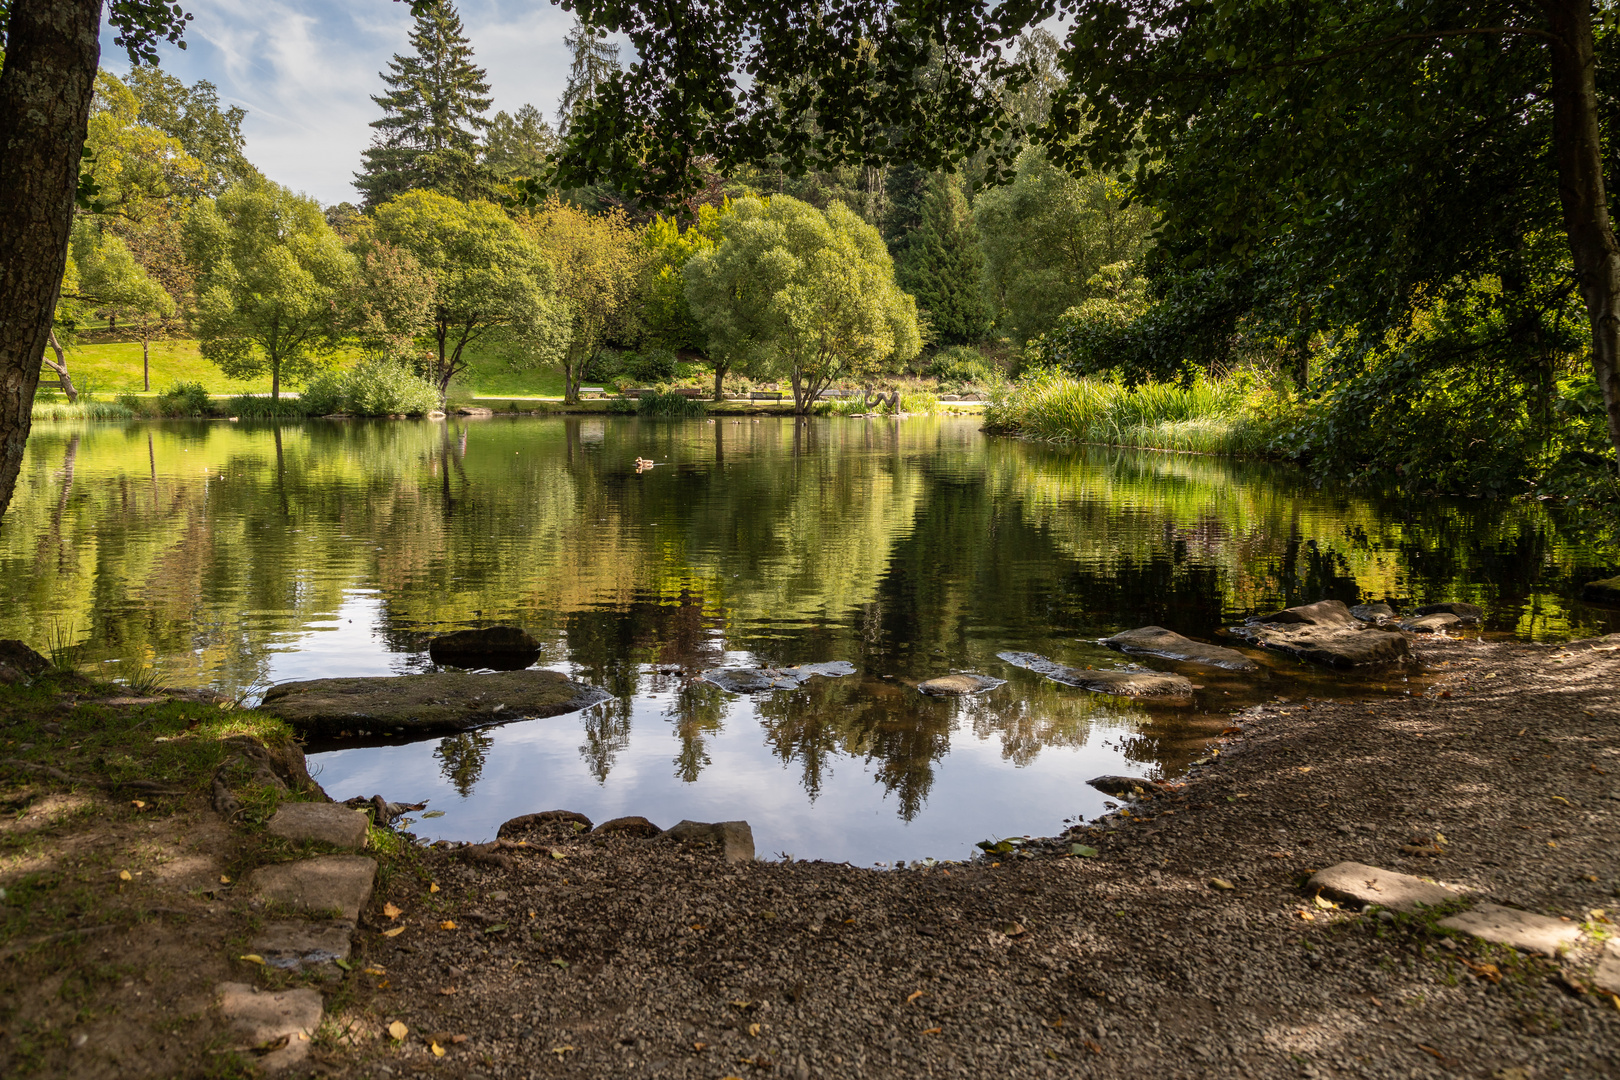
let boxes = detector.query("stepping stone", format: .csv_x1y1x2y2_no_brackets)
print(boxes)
998,651,1195,697
1400,612,1461,634
1230,600,1411,668
1438,903,1583,957
246,855,376,920
251,919,354,974
1593,941,1620,995
217,982,322,1070
659,820,755,863
259,668,610,736
917,673,1005,696
1307,862,1463,913
1413,601,1482,621
1100,626,1259,672
498,809,593,838
702,661,856,693
1349,603,1396,623
267,803,370,850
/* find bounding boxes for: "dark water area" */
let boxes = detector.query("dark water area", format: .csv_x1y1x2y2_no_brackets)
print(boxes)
4,416,1616,863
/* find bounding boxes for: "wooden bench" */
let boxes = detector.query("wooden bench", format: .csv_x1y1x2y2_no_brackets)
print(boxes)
749,391,784,402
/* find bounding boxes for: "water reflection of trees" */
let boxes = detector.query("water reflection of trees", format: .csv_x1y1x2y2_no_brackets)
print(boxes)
665,679,725,783
434,731,492,796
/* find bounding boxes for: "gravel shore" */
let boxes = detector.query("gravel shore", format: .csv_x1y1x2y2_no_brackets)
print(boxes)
335,635,1620,1080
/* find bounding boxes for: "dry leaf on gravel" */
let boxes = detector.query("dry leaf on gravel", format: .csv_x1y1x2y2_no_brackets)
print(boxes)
383,902,402,919
382,925,405,938
440,920,457,930
906,990,925,1003
387,1021,408,1041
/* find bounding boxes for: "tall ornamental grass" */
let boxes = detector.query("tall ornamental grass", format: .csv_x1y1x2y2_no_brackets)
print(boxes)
984,368,1278,456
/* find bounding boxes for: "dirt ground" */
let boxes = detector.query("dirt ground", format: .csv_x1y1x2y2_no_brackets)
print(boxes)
3,634,1618,1079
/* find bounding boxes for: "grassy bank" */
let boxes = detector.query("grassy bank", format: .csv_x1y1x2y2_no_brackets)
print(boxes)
982,368,1283,455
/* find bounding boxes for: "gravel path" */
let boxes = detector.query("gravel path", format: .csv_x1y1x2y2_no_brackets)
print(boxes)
332,635,1620,1080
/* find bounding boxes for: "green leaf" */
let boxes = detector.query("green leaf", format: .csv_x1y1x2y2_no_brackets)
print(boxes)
420,810,446,818
1069,844,1099,857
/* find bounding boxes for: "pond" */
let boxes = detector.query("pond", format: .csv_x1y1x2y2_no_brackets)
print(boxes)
3,416,1615,864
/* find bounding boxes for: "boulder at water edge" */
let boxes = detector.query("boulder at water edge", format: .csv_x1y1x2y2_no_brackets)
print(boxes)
998,651,1196,698
0,639,49,685
428,625,542,670
1100,626,1258,672
1581,576,1620,605
259,669,609,736
1229,600,1409,668
1349,602,1396,623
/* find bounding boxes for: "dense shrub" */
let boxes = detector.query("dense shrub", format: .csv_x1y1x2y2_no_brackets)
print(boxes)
156,381,213,417
637,387,707,416
302,359,440,416
925,346,997,388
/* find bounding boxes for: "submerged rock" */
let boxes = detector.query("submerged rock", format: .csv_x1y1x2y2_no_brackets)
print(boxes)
1100,626,1258,672
997,651,1196,697
659,820,755,863
702,660,856,693
1349,602,1396,623
1581,576,1620,605
917,673,1005,696
428,626,541,670
1087,775,1157,796
1412,601,1483,622
1230,600,1410,668
1400,612,1462,634
259,669,609,736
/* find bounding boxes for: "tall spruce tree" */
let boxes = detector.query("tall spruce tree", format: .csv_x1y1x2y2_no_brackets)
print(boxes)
893,173,989,346
355,0,493,209
556,16,619,136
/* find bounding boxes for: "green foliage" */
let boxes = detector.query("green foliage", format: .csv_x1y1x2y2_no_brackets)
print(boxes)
154,380,211,417
300,359,442,417
484,105,556,179
356,0,494,208
975,147,1156,345
366,190,565,402
226,395,309,420
70,224,176,328
641,204,726,355
123,67,257,196
925,346,997,389
557,15,620,135
636,388,707,417
891,172,989,346
184,179,355,400
685,195,921,413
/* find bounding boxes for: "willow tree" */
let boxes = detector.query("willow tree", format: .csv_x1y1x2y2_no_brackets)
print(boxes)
685,195,920,414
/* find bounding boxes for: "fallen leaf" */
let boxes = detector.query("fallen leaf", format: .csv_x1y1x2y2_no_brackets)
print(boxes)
692,1042,708,1051
119,870,132,882
550,958,569,969
1298,910,1316,921
382,925,405,938
922,1027,942,1035
1416,1044,1456,1067
906,990,925,1004
429,882,440,893
748,1022,761,1037
131,800,145,809
438,987,457,996
363,966,386,976
430,1042,445,1057
1210,878,1236,890
1298,766,1313,773
334,958,352,971
238,954,265,965
219,874,231,884
383,902,402,920
549,849,567,860
1314,893,1338,910
550,1046,576,1059
388,1021,408,1041
1069,843,1099,858
440,920,457,930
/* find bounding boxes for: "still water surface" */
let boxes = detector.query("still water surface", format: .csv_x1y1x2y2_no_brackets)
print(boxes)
3,416,1614,863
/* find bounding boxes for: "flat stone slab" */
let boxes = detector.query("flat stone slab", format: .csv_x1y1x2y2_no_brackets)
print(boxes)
259,669,610,735
251,919,354,972
267,802,370,850
1438,903,1583,957
998,651,1195,697
1413,601,1482,621
1400,612,1462,633
1307,862,1463,913
1230,601,1410,667
702,661,856,693
1593,942,1620,995
917,673,1005,696
1100,626,1258,672
659,820,755,863
246,855,376,920
1350,602,1396,623
217,982,322,1070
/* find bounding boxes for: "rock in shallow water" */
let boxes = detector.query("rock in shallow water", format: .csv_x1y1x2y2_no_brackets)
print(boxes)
917,673,1005,696
1399,612,1462,634
1349,602,1396,623
1230,600,1410,668
428,625,542,670
1100,626,1258,672
997,651,1195,697
1087,775,1156,796
702,660,856,693
259,669,609,735
1413,601,1483,621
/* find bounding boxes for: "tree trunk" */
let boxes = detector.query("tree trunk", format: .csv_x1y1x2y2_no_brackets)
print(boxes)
43,328,77,402
271,357,281,402
711,359,728,402
142,330,151,392
1545,0,1620,469
0,0,101,517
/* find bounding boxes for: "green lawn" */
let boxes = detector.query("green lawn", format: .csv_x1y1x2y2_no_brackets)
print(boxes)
38,337,571,401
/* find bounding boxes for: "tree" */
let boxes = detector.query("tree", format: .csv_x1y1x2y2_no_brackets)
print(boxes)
520,196,649,404
484,104,555,179
974,147,1155,345
642,203,726,397
73,225,176,391
366,190,564,404
184,179,355,401
892,171,989,347
556,15,618,136
124,66,255,195
685,195,921,414
0,0,188,517
355,0,493,209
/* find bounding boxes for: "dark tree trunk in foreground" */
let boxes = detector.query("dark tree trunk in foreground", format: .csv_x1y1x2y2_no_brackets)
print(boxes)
1545,0,1620,469
0,0,101,517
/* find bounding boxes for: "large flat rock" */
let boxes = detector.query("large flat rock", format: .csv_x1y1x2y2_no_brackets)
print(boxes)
702,661,855,693
1307,862,1463,913
998,651,1195,697
246,855,376,920
917,673,1005,696
217,982,323,1070
1230,600,1410,668
1101,626,1258,672
259,668,610,735
251,920,354,973
1438,903,1583,957
267,802,369,850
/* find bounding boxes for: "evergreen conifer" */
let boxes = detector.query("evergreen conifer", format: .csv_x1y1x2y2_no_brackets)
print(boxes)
355,0,493,209
557,16,620,135
894,172,989,346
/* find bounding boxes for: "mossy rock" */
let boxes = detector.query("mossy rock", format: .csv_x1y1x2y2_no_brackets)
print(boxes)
259,669,609,736
1580,576,1620,606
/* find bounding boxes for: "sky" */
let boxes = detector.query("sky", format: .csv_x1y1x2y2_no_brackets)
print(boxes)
100,0,584,206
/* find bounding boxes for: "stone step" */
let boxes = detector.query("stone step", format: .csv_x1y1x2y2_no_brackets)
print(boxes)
217,982,322,1071
246,854,376,920
267,802,370,850
251,919,354,977
1438,904,1584,958
1306,861,1465,913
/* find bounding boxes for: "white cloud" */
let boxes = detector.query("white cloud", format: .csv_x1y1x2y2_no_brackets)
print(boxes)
102,0,587,205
